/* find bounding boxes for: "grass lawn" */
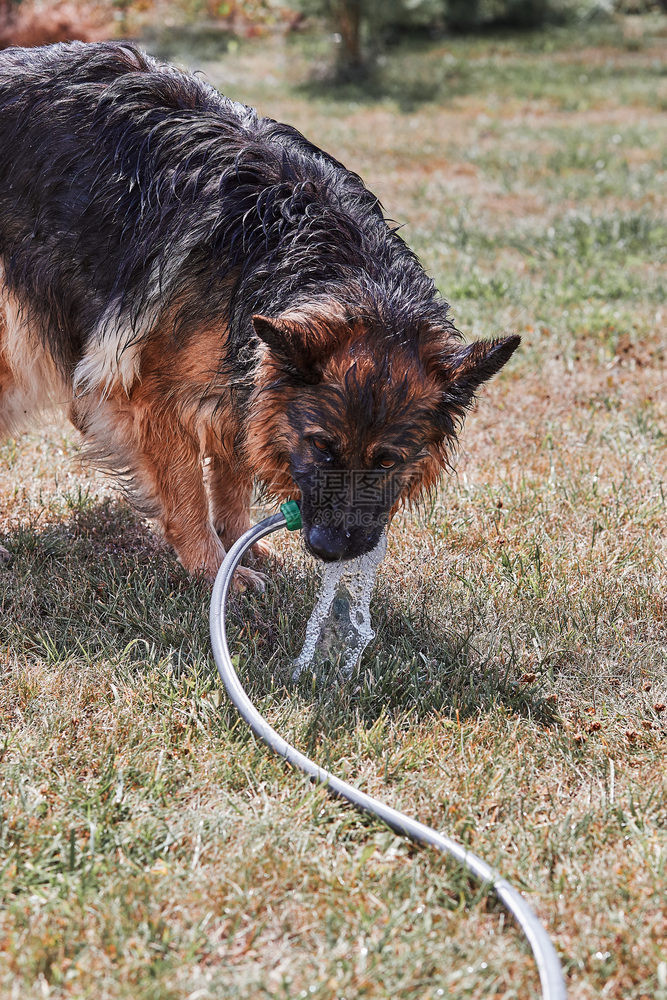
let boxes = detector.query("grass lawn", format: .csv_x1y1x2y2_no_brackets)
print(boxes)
0,18,665,1000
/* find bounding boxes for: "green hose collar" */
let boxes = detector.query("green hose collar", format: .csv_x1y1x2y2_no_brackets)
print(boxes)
280,500,302,531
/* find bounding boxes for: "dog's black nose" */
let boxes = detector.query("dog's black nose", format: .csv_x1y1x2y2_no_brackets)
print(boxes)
306,525,348,562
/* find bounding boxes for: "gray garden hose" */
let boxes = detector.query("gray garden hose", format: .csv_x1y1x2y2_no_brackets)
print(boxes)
209,505,568,1000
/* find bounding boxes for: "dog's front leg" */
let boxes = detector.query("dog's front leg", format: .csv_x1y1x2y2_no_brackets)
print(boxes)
201,431,271,568
127,408,228,583
138,417,269,590
74,396,263,590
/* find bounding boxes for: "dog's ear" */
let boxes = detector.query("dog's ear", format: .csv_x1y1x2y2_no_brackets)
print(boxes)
252,314,334,384
435,335,521,410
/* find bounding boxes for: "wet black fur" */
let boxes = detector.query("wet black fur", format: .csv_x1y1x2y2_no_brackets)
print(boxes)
0,41,456,386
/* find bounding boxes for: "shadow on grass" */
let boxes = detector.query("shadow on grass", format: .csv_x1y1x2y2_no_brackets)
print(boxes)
296,58,473,113
284,583,561,742
0,499,558,734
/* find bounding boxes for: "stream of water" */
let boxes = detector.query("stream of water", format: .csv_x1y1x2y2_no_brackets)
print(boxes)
292,533,387,681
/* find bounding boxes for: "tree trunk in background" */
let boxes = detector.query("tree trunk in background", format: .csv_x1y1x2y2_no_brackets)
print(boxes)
334,0,365,77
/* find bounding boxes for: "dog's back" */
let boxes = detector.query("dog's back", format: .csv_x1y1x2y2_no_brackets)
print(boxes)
0,41,386,396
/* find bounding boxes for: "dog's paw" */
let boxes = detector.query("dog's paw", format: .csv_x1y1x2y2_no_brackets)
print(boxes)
248,539,273,566
231,565,269,593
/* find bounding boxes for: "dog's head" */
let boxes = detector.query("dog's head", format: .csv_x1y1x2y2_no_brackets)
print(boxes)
247,302,519,562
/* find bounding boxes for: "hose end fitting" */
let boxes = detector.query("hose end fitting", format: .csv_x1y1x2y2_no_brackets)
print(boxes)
280,500,302,531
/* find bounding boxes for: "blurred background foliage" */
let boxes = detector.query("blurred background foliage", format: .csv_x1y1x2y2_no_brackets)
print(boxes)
1,0,665,64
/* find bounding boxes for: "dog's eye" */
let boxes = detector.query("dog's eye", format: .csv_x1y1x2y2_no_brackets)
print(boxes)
377,455,397,470
311,437,332,455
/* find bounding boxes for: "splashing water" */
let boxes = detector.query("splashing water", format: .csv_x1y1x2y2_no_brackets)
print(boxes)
292,533,387,681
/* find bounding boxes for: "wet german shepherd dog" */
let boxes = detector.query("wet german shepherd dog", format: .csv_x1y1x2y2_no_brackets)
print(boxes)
0,41,519,587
